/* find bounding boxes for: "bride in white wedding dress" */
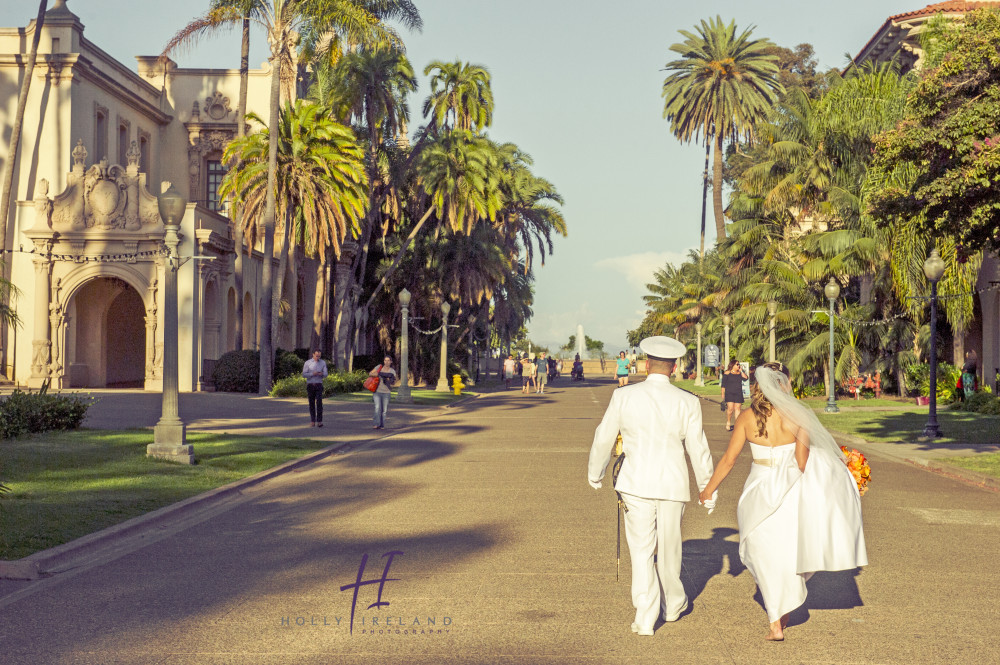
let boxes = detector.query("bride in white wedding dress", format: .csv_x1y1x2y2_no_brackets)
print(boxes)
699,363,867,641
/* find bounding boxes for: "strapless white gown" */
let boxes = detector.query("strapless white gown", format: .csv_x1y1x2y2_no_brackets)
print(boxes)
737,441,868,622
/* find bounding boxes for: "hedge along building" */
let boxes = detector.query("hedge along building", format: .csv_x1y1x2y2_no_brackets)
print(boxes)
0,1,326,390
854,0,1000,388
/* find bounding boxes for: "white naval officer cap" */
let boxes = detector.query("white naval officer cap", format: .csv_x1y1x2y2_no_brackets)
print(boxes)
639,335,686,360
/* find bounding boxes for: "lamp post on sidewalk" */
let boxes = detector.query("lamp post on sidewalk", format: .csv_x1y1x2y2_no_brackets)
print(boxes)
923,249,945,438
768,301,777,363
148,183,194,464
436,300,451,392
398,289,412,403
467,314,476,386
824,278,840,414
695,322,704,386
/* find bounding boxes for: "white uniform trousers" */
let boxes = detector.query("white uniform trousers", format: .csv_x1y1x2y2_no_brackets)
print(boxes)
621,492,688,629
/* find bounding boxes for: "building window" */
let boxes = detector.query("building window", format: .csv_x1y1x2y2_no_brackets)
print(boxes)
94,105,108,162
138,130,151,175
206,159,227,213
118,124,128,165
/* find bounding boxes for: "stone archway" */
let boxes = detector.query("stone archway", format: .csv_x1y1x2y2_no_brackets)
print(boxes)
67,277,146,388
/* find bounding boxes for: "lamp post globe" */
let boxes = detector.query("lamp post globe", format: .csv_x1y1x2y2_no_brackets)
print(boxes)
397,289,412,403
922,249,945,438
825,278,840,414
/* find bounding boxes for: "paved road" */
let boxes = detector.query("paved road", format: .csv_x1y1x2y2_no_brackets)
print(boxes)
1,378,998,664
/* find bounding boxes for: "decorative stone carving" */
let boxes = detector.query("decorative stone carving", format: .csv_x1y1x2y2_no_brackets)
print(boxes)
48,139,161,233
186,129,234,200
204,92,232,121
145,277,159,380
34,179,53,228
192,100,201,122
49,278,64,381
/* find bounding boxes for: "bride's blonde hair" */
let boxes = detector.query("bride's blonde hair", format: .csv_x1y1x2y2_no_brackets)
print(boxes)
749,362,791,437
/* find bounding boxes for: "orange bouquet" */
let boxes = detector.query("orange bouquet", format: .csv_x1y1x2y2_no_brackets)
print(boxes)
840,446,871,496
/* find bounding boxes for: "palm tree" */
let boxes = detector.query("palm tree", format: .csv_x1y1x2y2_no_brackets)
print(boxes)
219,100,368,352
423,60,494,133
0,0,46,376
662,16,783,245
166,0,419,393
362,129,502,309
162,0,270,353
320,45,416,367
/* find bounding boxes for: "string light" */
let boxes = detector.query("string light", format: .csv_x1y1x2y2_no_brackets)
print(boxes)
1,246,169,262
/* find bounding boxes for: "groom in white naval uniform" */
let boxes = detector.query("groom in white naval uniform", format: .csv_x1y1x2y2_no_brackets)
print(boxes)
588,336,716,636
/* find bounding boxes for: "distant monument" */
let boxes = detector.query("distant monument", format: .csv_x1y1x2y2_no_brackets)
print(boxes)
576,324,585,358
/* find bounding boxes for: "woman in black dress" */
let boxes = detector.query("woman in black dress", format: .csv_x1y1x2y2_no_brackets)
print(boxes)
720,359,748,431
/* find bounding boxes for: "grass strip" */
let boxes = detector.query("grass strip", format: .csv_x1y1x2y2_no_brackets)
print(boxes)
818,410,1000,445
939,453,1000,479
0,429,331,560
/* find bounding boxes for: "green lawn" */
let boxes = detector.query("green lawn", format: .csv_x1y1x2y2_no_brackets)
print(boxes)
672,378,728,399
805,397,917,410
0,429,333,560
818,409,1000,445
326,389,476,405
940,453,1000,479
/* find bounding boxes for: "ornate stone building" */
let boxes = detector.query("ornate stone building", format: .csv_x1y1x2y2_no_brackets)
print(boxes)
0,1,319,390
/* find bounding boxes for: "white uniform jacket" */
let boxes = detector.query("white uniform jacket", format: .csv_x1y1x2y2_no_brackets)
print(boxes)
588,374,714,501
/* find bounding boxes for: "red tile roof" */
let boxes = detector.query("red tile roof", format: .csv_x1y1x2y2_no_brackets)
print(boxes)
855,1,1000,64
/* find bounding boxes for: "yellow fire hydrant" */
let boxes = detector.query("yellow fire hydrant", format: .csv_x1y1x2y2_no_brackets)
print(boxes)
452,374,465,395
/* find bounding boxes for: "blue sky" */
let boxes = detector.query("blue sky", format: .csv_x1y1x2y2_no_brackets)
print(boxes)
2,0,920,351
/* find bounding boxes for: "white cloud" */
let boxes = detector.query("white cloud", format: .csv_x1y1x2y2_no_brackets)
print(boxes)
595,250,690,292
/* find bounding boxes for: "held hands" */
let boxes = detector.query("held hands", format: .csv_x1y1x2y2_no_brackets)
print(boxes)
698,489,718,514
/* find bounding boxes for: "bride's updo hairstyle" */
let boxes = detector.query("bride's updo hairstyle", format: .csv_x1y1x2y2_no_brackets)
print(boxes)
749,362,791,437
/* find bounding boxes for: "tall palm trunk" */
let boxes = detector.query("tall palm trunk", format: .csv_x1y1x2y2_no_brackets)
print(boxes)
258,47,282,395
712,131,726,242
232,17,250,352
699,138,710,265
311,249,328,353
272,208,291,349
0,0,47,376
362,204,436,311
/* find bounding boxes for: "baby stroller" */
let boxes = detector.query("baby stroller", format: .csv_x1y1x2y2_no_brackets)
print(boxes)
571,360,585,381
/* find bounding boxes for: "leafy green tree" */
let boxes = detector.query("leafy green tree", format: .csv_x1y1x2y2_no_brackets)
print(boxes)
662,16,783,246
869,7,1000,254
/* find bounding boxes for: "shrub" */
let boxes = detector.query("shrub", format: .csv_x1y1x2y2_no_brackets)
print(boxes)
213,350,260,392
270,375,307,398
275,350,305,381
0,389,93,439
904,362,960,402
957,391,1000,415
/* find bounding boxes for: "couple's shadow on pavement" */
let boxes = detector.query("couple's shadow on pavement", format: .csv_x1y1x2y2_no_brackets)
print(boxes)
680,528,864,627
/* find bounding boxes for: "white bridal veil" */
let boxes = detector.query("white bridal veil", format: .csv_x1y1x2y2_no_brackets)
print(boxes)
755,366,869,574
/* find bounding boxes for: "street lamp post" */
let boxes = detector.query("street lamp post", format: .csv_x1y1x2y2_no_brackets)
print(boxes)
696,322,704,386
436,301,451,392
148,183,194,464
398,289,412,403
768,301,777,363
723,314,731,366
467,314,476,386
923,249,945,438
824,278,840,414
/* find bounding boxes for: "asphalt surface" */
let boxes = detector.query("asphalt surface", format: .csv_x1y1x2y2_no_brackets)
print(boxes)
1,377,998,664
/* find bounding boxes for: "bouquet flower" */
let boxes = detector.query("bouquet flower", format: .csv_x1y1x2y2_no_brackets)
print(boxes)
840,446,871,496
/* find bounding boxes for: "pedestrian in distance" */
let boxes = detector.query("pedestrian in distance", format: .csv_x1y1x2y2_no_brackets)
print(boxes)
536,351,549,394
503,354,516,390
962,350,979,399
302,350,328,428
588,336,716,636
720,359,748,431
698,363,867,642
369,356,397,430
521,354,535,394
616,351,631,387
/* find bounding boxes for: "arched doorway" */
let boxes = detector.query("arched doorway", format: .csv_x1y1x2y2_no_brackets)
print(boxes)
67,277,146,388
